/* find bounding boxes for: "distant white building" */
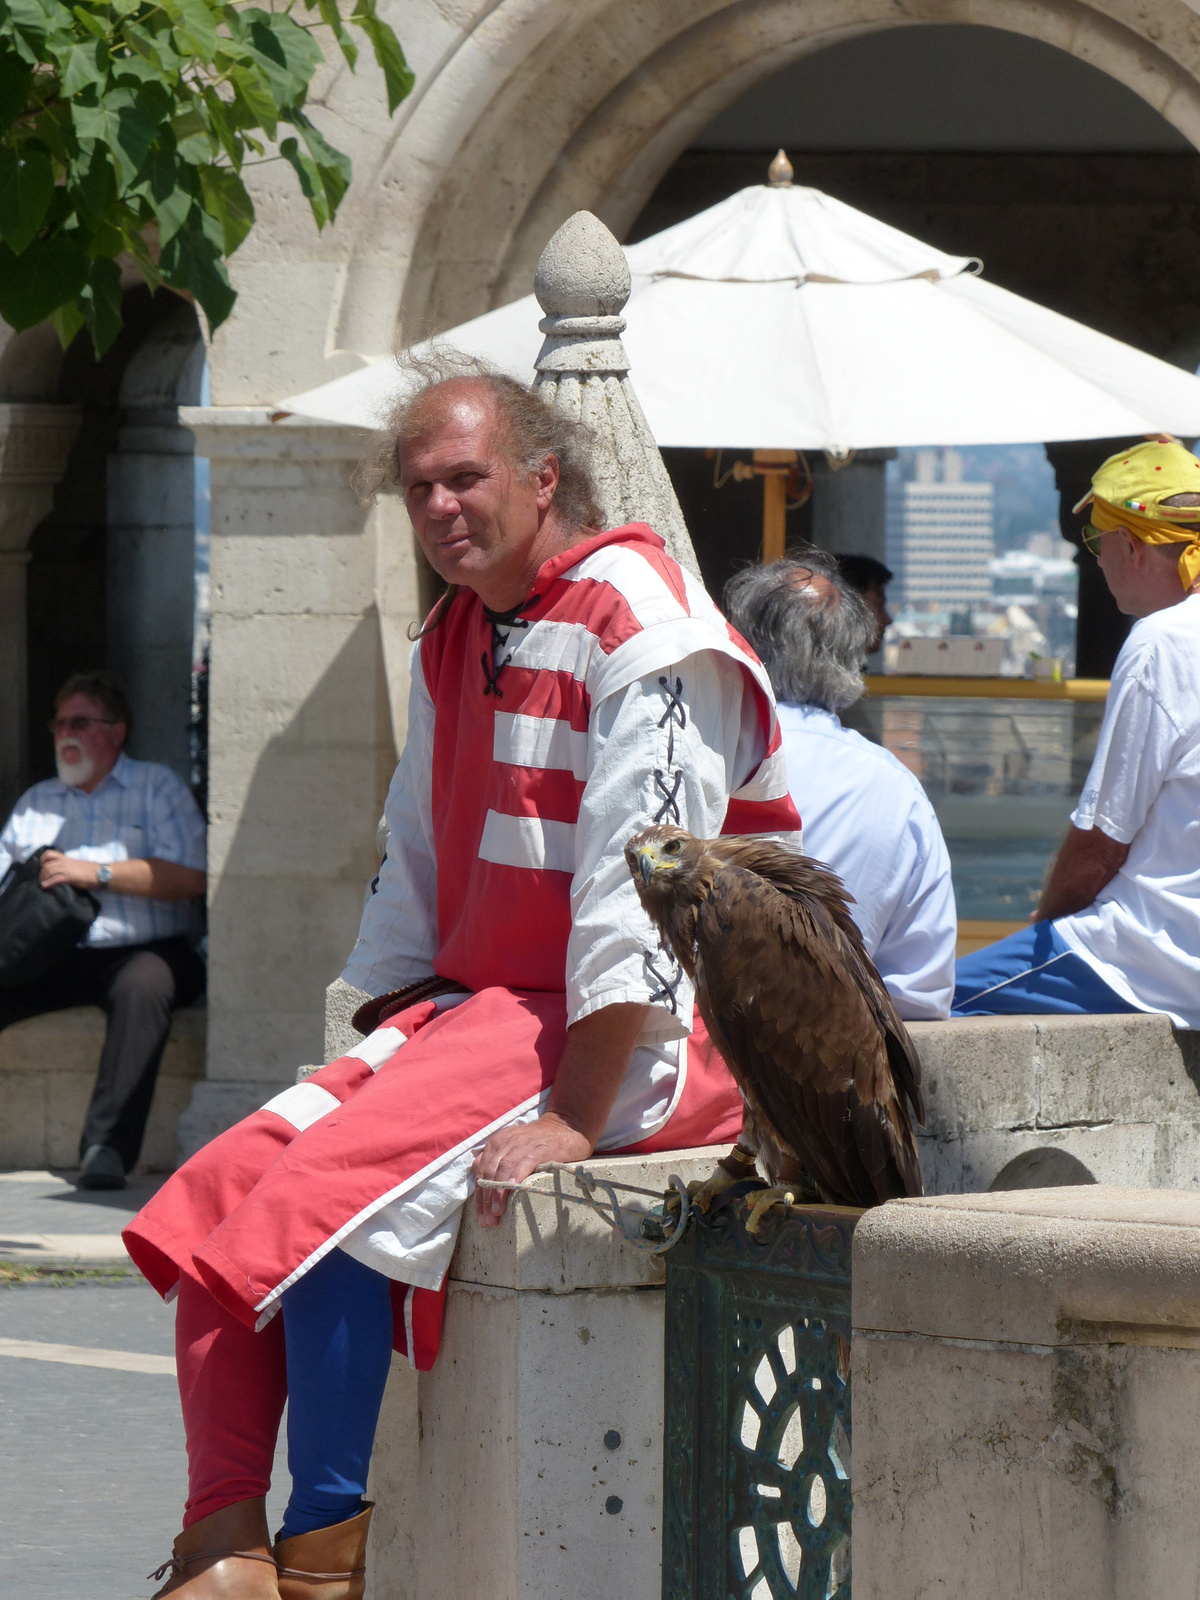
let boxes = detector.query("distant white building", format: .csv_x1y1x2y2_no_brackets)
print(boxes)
890,449,995,606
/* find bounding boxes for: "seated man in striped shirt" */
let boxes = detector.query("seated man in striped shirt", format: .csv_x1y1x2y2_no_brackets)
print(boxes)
0,671,206,1189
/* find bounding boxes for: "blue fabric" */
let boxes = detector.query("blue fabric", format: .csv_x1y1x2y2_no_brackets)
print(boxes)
953,921,1141,1016
279,1247,394,1540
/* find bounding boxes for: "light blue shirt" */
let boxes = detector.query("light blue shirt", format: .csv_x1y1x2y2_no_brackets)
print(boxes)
778,703,957,1020
0,753,206,948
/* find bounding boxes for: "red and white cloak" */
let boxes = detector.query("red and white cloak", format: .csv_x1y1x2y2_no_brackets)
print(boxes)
125,525,800,1368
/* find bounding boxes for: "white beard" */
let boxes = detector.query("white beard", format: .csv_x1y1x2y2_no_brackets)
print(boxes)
56,748,96,788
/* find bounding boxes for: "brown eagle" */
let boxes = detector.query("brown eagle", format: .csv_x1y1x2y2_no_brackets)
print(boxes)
625,824,924,1223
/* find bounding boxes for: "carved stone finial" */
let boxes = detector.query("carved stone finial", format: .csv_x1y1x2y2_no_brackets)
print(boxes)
535,211,631,319
768,148,794,188
531,211,701,578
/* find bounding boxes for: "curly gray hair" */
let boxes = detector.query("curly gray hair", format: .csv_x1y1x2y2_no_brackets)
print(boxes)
359,348,603,531
724,549,875,713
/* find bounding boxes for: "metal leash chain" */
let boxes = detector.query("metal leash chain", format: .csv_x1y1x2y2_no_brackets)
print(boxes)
475,1161,691,1254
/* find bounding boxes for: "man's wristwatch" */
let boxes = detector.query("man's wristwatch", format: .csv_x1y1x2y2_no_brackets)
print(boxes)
96,864,113,887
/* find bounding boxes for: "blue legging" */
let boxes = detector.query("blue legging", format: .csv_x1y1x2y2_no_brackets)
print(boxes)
279,1248,395,1540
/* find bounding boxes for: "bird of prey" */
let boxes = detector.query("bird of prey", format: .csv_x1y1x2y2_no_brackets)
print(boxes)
626,824,924,1224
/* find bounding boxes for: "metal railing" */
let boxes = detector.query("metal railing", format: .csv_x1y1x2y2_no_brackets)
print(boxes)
663,1199,860,1600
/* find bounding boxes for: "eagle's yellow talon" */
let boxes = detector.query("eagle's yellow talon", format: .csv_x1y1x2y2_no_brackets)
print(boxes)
744,1187,795,1234
688,1167,739,1214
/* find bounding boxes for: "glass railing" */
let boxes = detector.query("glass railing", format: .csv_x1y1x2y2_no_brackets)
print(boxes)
847,683,1109,929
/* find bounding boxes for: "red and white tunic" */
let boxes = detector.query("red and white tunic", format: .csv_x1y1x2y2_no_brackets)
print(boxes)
124,525,799,1366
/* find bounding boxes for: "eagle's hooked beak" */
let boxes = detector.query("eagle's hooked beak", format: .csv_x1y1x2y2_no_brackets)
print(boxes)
637,845,658,887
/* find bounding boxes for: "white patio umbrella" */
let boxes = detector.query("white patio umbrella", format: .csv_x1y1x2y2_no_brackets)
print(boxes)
275,178,1200,453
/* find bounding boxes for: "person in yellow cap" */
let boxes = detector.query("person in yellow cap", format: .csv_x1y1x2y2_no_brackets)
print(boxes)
954,437,1200,1025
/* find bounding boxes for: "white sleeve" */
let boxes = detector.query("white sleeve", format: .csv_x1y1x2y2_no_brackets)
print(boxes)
340,647,439,996
1071,672,1181,845
567,651,765,1039
870,796,958,1021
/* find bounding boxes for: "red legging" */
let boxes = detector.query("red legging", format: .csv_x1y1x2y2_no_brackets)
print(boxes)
175,1274,287,1527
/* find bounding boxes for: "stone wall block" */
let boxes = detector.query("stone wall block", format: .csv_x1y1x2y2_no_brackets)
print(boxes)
910,1016,1038,1135
209,535,381,617
854,1189,1200,1346
853,1332,1114,1599
1035,1013,1198,1129
449,1148,724,1291
920,1121,1162,1195
364,1355,420,1600
854,1187,1200,1600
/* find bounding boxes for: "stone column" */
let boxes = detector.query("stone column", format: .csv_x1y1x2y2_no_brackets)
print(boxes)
366,1147,723,1600
854,1186,1200,1600
533,211,700,579
0,404,81,816
176,408,419,1152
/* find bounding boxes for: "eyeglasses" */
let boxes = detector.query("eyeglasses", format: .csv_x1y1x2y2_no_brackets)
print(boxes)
48,717,118,737
1081,524,1103,558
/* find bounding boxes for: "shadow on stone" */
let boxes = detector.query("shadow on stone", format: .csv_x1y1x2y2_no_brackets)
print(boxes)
989,1147,1097,1190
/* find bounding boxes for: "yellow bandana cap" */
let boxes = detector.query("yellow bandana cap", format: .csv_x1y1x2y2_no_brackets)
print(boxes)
1073,437,1200,590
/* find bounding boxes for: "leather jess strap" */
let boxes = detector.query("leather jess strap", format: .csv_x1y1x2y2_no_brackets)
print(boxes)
275,1564,368,1581
148,1550,278,1581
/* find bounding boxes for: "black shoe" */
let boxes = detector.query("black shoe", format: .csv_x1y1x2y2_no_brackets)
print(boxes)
77,1144,126,1190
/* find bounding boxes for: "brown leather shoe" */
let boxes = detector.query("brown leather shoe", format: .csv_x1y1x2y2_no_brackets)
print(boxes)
148,1497,280,1598
273,1504,373,1600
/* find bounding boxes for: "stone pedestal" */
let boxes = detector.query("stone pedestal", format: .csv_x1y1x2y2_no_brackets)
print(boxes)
853,1186,1200,1600
0,403,80,814
366,1146,726,1600
177,408,420,1156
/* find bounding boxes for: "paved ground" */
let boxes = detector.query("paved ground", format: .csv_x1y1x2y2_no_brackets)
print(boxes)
0,1172,288,1600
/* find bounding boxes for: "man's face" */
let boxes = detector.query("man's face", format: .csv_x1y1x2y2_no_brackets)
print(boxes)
398,390,558,607
863,583,892,654
52,693,125,790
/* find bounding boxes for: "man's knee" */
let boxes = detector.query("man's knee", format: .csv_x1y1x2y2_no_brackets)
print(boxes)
107,949,177,1013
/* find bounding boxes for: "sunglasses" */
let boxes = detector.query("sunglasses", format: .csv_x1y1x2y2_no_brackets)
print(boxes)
1081,524,1103,557
49,716,118,737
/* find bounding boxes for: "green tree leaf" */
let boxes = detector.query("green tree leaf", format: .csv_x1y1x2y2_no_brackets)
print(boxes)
0,46,34,133
160,223,236,332
79,251,122,353
0,0,410,350
349,2,413,115
313,0,356,70
198,164,253,255
279,133,330,229
0,145,54,254
162,0,217,59
0,230,89,329
57,37,107,97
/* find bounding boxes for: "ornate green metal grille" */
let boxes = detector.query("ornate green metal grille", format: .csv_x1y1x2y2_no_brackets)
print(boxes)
662,1201,859,1600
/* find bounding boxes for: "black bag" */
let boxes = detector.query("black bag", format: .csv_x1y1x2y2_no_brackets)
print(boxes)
0,846,99,988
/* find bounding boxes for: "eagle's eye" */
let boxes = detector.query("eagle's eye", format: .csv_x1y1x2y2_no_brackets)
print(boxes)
664,838,682,855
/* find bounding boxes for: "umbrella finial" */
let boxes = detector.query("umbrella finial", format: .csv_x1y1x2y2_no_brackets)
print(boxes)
768,149,794,188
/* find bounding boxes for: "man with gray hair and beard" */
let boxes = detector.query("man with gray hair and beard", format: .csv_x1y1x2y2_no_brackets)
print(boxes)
725,549,957,1020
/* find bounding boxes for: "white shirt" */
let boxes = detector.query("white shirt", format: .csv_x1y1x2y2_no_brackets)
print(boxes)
776,702,957,1020
0,754,206,947
1056,594,1200,1029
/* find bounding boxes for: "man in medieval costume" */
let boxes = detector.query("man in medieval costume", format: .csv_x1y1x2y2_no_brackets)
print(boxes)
125,368,800,1598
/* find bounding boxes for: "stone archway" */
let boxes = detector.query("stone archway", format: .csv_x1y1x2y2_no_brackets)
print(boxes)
350,0,1200,344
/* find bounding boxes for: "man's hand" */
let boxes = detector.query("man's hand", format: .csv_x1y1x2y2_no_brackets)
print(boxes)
1035,824,1130,923
473,1113,593,1226
37,852,205,901
471,1000,649,1228
39,850,101,890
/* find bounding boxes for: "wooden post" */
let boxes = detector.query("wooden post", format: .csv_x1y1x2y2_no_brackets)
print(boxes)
753,448,797,562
